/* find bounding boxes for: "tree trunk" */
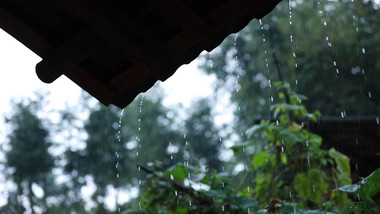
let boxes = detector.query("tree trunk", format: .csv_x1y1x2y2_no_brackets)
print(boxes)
28,182,35,214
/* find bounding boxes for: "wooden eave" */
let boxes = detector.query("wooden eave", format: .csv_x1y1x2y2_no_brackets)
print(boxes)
0,0,282,108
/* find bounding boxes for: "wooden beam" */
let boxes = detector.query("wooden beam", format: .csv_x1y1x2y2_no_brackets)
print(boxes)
157,0,211,37
0,7,52,56
109,65,154,92
55,0,173,76
65,66,116,106
36,27,105,83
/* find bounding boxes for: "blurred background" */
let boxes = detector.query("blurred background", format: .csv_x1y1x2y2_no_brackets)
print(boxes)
1,0,380,213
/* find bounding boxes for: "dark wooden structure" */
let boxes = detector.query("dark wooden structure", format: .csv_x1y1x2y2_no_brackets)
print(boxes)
308,116,380,182
0,0,282,108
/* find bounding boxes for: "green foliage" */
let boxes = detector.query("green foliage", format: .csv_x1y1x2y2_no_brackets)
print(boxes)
137,82,363,213
199,0,380,130
139,163,260,214
2,98,55,213
338,167,380,204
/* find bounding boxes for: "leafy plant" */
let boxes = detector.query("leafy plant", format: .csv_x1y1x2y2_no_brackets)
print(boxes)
136,82,359,213
231,82,351,209
137,162,259,214
337,167,380,213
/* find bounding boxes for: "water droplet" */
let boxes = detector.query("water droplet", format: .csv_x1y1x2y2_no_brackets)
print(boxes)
324,21,327,26
222,205,225,211
313,185,316,192
333,61,337,66
336,68,340,74
368,91,372,98
116,173,119,178
307,156,310,167
175,190,178,196
362,48,366,54
289,191,292,198
189,200,192,206
276,120,279,125
281,147,284,152
295,79,298,84
376,117,379,125
170,155,173,160
170,174,174,180
341,111,346,118
247,186,250,192
355,164,359,171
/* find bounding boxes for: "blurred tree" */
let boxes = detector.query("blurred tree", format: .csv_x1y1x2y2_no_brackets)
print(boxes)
2,99,54,213
199,0,380,130
184,98,222,170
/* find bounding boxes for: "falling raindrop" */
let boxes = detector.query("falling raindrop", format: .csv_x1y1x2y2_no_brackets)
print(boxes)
307,156,310,167
289,191,292,199
368,91,372,98
313,185,316,192
340,111,346,118
376,117,379,125
189,200,192,206
362,48,366,54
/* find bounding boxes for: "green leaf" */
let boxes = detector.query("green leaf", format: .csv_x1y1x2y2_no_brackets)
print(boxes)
164,164,188,182
337,167,380,202
252,151,272,169
281,152,288,165
328,148,351,178
278,128,306,145
230,141,253,156
233,195,259,211
174,206,187,214
309,134,322,147
246,121,270,138
294,169,329,204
